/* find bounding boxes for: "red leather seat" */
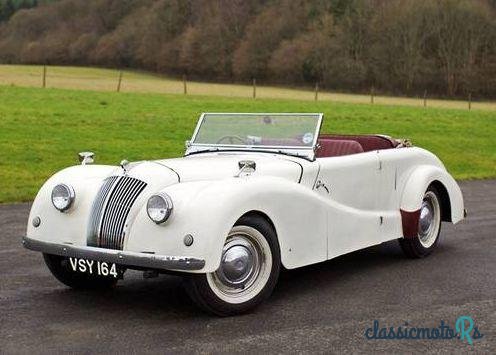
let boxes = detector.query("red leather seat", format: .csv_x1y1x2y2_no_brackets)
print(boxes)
316,139,364,158
318,134,397,152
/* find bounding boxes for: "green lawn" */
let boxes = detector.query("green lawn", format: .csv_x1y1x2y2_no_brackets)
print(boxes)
0,85,494,203
2,64,496,111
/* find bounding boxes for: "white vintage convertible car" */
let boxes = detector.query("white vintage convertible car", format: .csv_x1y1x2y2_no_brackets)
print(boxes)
23,113,465,316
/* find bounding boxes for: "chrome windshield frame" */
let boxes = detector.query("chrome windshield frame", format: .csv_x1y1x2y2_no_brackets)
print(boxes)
185,113,324,161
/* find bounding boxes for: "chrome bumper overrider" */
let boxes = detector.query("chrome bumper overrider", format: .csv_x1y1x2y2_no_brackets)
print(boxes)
22,236,205,271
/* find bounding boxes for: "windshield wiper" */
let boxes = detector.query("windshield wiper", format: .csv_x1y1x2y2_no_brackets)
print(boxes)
274,150,308,160
186,147,313,161
185,148,220,155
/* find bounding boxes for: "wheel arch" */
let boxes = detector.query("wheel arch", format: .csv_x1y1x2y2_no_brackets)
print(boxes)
399,165,464,238
234,210,285,267
236,210,278,236
430,180,452,222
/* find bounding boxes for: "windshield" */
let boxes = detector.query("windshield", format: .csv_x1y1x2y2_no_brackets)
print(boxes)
191,113,322,149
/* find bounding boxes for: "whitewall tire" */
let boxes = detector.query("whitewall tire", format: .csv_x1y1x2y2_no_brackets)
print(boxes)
184,215,281,316
399,186,442,258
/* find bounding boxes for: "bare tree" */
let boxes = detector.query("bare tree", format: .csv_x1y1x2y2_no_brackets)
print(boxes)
0,0,495,98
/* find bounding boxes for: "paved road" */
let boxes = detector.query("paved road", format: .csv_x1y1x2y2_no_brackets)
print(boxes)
1,180,494,353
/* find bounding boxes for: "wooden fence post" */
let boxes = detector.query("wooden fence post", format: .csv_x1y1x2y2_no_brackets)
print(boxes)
42,65,46,88
314,82,319,101
183,74,187,95
252,78,256,99
370,86,375,104
117,71,123,92
423,90,427,107
468,92,472,110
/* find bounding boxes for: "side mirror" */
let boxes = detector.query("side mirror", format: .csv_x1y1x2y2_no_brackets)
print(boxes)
78,151,94,165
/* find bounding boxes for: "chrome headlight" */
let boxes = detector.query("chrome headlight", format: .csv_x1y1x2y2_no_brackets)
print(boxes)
147,193,173,224
51,184,75,212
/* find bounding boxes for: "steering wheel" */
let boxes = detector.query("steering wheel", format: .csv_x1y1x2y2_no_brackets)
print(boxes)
216,135,246,145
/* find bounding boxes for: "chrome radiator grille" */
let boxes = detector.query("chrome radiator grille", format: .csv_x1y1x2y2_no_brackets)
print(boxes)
87,176,147,250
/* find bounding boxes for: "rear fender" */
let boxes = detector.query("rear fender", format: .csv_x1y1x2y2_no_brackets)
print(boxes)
399,165,464,237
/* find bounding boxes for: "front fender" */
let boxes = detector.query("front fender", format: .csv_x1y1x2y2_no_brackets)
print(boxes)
127,176,328,272
400,165,464,224
26,161,179,248
27,165,118,245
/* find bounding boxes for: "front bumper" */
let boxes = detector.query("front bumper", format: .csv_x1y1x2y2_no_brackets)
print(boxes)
22,236,205,271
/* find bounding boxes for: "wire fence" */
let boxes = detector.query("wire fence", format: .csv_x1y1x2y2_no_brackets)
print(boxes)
1,65,491,111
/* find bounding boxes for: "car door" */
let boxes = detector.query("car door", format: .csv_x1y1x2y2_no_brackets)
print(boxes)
315,151,383,258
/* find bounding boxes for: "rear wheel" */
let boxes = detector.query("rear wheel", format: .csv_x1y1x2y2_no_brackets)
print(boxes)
43,254,118,290
184,215,280,316
399,186,442,258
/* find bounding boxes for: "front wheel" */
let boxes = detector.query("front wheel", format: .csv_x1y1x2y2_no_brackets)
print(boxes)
184,215,281,316
399,185,442,258
43,254,118,290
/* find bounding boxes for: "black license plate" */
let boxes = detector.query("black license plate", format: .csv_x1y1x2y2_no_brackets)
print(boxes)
69,257,119,278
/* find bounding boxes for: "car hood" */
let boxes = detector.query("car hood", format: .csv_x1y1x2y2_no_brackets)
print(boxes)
152,152,302,183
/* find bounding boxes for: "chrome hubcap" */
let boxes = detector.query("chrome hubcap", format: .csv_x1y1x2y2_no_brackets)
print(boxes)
419,200,434,237
418,191,440,248
207,226,272,304
216,240,258,288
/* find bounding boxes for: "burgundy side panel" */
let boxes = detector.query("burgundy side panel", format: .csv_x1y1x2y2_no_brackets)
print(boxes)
400,209,421,238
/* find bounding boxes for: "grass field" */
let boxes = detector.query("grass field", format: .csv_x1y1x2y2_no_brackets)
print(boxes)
1,64,496,111
0,84,494,203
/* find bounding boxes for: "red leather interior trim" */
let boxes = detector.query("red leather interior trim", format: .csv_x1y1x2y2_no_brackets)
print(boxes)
318,134,398,152
400,209,421,238
316,139,364,158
